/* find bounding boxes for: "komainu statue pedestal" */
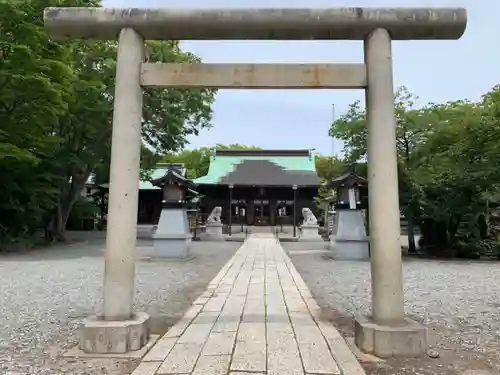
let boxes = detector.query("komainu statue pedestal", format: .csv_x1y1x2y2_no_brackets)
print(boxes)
204,207,224,241
299,208,322,241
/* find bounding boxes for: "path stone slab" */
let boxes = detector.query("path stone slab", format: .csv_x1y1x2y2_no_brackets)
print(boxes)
157,342,203,374
212,313,240,332
191,355,231,375
142,337,177,362
130,362,162,375
267,331,303,374
298,340,341,374
163,305,202,338
231,340,267,372
132,234,363,375
202,331,237,355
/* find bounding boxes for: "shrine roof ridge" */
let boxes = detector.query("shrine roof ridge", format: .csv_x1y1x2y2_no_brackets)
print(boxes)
150,168,197,189
44,7,467,41
329,171,368,188
215,149,311,157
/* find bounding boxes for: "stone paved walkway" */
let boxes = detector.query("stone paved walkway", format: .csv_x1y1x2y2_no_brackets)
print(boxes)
132,234,365,375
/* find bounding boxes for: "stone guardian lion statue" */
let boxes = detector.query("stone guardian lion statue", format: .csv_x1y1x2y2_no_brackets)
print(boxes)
302,207,318,226
206,206,222,225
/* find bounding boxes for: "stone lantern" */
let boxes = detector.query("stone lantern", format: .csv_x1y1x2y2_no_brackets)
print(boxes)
328,168,369,260
150,167,197,259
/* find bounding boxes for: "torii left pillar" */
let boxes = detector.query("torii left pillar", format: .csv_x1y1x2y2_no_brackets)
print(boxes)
79,28,151,354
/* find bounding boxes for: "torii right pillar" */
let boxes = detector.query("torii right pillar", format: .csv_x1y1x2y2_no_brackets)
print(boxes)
355,28,424,357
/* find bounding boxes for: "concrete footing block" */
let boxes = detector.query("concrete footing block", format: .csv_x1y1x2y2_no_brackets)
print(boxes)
79,312,151,354
330,238,370,260
205,223,224,240
201,233,226,241
151,235,192,259
354,316,427,358
299,224,323,241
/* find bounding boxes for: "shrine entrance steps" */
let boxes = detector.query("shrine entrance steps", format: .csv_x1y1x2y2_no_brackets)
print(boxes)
248,225,274,233
132,234,365,375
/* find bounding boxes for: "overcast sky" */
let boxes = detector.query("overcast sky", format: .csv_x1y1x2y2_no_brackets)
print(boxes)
104,0,499,155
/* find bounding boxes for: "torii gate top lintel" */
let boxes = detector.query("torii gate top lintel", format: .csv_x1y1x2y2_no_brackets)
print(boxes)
44,7,467,41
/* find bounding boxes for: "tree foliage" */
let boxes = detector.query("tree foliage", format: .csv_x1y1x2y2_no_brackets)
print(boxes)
313,154,345,210
330,84,500,257
0,0,215,246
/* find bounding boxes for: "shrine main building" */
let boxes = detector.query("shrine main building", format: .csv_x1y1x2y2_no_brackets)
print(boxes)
193,149,321,227
130,149,322,228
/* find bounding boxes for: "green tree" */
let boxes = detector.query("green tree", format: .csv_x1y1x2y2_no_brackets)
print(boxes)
312,155,345,222
314,154,344,182
330,86,424,251
330,84,500,256
411,95,500,255
46,41,215,241
330,86,427,162
162,147,213,179
0,0,216,245
0,0,76,243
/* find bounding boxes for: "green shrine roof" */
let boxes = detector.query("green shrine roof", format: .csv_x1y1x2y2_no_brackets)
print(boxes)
138,164,186,190
138,165,167,190
193,149,320,187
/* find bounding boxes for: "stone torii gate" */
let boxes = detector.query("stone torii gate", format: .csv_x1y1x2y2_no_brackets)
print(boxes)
44,7,467,357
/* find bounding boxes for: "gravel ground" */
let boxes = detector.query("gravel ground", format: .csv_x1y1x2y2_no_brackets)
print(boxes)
286,244,500,375
0,239,240,375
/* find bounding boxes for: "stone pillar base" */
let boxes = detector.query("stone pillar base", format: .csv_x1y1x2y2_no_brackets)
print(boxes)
204,223,224,240
354,316,427,358
152,234,192,259
330,238,370,260
299,224,322,241
79,312,150,354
